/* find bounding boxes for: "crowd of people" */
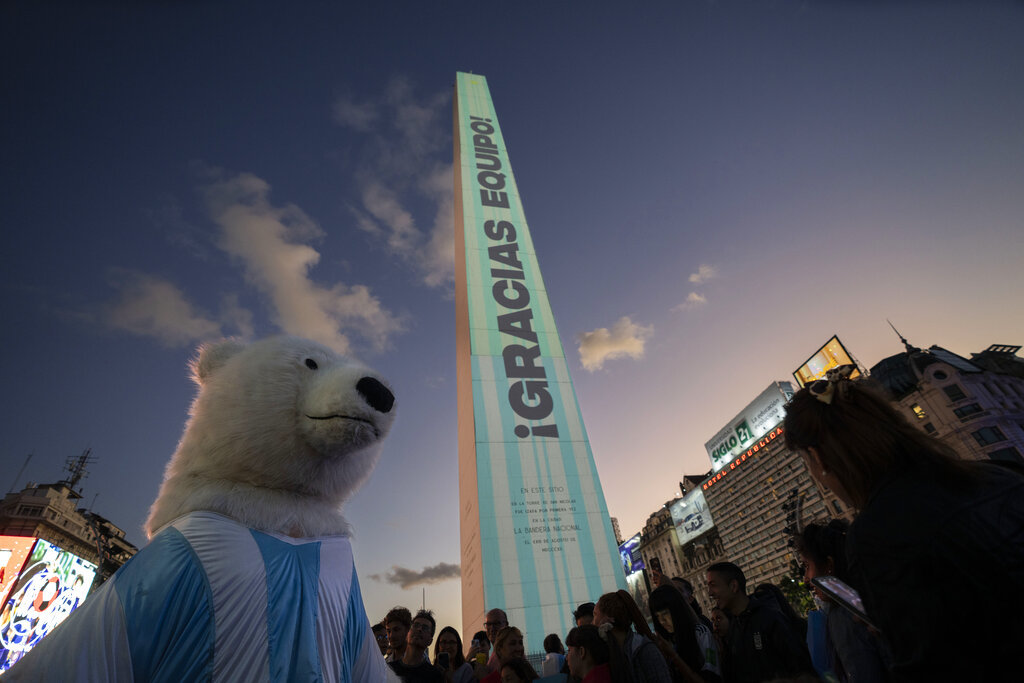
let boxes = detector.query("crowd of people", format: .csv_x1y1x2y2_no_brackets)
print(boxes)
376,368,1024,683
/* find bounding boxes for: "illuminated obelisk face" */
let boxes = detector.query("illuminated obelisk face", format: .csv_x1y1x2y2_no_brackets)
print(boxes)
454,72,626,649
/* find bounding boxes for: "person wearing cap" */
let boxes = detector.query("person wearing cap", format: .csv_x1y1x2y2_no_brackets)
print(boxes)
573,602,595,627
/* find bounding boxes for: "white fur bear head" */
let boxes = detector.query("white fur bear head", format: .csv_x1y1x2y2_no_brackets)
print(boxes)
145,336,396,539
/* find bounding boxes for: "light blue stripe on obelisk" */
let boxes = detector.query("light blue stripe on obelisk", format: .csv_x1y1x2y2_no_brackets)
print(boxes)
472,354,507,613
251,531,322,683
552,355,626,592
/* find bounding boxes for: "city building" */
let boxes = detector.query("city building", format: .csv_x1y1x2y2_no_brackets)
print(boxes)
610,516,623,545
0,452,137,585
696,382,851,599
637,500,685,580
870,337,1024,464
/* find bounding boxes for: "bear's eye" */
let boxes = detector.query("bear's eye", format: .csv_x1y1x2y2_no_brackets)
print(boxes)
304,358,318,370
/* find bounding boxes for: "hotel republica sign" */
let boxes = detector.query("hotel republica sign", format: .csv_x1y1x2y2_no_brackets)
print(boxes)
453,72,625,647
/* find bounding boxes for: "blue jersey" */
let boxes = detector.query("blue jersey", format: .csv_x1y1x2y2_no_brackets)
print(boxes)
5,511,390,682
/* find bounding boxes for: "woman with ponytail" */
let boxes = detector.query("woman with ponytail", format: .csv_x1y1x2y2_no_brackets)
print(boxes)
784,366,1024,681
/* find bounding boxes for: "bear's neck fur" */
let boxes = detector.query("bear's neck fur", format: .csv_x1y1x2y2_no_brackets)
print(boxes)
146,475,352,539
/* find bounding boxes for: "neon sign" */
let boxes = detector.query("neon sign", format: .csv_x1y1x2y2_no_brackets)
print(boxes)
702,427,785,490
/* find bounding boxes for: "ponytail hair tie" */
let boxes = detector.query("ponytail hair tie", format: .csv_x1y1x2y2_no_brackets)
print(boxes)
807,364,858,405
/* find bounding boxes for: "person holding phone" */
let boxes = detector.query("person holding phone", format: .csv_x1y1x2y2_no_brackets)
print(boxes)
796,520,889,682
433,626,473,683
784,366,1024,682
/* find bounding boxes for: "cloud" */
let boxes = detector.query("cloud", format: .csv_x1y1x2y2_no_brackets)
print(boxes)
202,169,403,354
673,292,708,312
576,316,654,371
105,270,249,347
333,95,378,132
335,77,454,289
368,562,461,590
688,264,716,284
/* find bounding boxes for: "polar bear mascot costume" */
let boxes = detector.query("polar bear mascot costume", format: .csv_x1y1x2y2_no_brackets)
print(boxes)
7,337,399,682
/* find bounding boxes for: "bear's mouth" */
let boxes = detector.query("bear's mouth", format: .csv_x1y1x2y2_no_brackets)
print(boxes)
305,414,381,438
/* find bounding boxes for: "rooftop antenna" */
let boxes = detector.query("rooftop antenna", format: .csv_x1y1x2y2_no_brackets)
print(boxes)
887,319,919,354
64,448,95,492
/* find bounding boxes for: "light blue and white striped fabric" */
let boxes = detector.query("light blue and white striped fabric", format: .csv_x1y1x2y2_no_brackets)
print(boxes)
5,511,390,682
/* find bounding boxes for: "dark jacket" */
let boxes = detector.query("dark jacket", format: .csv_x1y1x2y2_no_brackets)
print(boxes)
847,461,1024,682
723,596,813,683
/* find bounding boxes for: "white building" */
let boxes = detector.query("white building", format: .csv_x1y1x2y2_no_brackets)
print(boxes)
869,340,1024,464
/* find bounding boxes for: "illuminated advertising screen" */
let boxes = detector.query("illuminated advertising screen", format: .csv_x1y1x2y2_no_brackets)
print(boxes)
0,537,37,607
704,382,795,471
0,539,97,673
793,335,860,388
618,534,645,575
669,489,715,545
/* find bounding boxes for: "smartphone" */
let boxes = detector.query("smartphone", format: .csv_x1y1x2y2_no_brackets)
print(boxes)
438,652,450,668
811,576,879,632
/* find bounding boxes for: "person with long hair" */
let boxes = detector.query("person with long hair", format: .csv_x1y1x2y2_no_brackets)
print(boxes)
479,626,529,683
784,367,1024,681
433,626,474,683
566,624,631,683
594,590,701,683
649,585,721,682
795,521,889,682
541,633,566,676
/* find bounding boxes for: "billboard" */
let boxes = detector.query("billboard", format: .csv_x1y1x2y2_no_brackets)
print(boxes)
705,382,795,471
0,538,97,673
669,489,714,545
618,534,645,576
0,537,36,607
793,335,860,388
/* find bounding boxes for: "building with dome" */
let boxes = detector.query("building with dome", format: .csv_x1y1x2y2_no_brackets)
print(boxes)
868,333,1024,465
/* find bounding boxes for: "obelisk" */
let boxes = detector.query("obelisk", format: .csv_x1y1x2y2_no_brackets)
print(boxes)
453,72,626,650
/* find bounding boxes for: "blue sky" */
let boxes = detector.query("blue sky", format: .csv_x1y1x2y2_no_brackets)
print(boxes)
3,0,1023,643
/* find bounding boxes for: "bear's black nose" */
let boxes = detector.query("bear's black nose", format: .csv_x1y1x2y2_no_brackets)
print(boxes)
357,377,394,414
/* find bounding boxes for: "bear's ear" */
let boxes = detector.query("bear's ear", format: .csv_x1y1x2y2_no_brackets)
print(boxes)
191,339,246,384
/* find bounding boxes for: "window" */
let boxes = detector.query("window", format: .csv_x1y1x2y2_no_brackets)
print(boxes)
988,446,1023,465
953,403,983,419
933,370,948,380
924,422,936,434
943,384,967,401
911,404,927,420
972,426,1006,446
